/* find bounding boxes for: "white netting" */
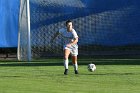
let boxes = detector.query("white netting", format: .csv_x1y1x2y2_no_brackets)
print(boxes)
18,0,140,60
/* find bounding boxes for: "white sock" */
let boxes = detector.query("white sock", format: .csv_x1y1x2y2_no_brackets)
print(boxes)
73,62,78,71
64,59,69,69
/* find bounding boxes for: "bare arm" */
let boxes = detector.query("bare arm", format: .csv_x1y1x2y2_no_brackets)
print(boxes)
71,37,78,45
50,31,60,42
67,37,78,47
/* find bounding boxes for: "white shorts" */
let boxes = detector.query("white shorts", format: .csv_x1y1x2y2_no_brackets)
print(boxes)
63,46,78,56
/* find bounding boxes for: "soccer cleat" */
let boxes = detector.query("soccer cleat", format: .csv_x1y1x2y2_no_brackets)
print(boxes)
75,70,79,74
64,69,68,75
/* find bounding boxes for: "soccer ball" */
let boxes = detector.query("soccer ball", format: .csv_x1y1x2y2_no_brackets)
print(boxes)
88,63,96,72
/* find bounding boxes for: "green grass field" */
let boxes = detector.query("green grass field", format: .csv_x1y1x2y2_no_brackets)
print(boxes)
0,59,140,93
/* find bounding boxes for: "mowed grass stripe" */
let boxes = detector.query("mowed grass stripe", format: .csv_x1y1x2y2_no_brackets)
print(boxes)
0,59,139,93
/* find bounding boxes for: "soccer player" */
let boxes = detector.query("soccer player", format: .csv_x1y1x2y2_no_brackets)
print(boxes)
51,20,79,75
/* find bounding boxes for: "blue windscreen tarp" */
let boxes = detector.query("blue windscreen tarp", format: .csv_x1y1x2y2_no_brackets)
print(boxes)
0,0,140,47
30,0,140,46
0,0,19,47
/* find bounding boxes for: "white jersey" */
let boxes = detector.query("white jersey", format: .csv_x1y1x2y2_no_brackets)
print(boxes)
59,28,78,49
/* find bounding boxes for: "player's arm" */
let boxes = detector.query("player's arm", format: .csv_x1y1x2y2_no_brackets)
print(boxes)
50,31,60,42
67,37,78,47
71,37,78,44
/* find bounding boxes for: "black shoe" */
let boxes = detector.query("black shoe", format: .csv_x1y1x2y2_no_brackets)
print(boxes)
75,70,79,74
64,69,68,75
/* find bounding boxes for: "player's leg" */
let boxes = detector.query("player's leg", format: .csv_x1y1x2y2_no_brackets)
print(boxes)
71,47,78,74
72,55,78,74
64,48,71,75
